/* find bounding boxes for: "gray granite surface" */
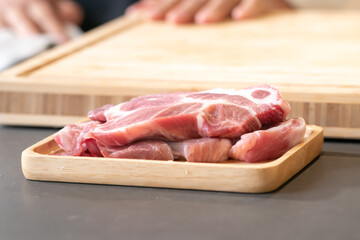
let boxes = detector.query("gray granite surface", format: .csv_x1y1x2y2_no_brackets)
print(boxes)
1,126,359,240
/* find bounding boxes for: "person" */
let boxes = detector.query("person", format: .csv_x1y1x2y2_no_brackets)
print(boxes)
0,0,292,43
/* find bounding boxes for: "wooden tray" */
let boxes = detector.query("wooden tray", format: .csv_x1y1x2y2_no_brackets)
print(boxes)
2,10,359,139
21,125,323,193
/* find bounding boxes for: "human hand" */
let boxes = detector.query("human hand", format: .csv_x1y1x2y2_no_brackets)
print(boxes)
126,0,292,24
0,0,83,43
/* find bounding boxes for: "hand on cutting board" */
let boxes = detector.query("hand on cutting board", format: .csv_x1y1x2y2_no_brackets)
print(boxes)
0,0,83,43
126,0,293,24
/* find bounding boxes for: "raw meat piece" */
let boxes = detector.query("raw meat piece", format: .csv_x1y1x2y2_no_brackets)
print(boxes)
98,140,174,160
90,84,291,147
229,117,306,163
88,104,113,122
169,138,232,163
83,139,103,157
54,121,99,156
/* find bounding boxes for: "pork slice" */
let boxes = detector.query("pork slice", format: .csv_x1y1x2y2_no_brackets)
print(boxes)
169,138,232,163
88,104,114,122
90,85,291,147
83,139,103,157
229,117,306,163
54,121,100,156
201,84,291,126
98,140,174,160
90,103,202,146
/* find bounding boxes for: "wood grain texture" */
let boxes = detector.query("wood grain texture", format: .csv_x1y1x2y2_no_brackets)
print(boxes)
21,125,323,193
1,11,359,138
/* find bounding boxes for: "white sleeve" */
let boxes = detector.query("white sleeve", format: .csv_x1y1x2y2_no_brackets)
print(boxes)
288,0,360,9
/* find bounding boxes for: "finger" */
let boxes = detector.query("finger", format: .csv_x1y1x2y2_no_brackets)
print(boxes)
3,5,41,36
0,11,8,28
144,0,180,21
125,2,142,15
0,17,7,29
165,0,207,24
232,0,292,20
57,0,84,25
195,0,240,24
28,0,68,43
126,0,157,15
232,0,264,20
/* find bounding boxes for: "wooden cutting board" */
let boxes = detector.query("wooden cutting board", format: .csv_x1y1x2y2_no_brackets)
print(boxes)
1,10,359,138
22,125,323,193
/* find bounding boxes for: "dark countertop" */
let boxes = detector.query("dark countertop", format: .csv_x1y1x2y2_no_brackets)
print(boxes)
1,125,359,240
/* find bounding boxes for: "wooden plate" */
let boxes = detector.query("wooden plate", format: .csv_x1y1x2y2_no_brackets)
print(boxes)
22,125,323,193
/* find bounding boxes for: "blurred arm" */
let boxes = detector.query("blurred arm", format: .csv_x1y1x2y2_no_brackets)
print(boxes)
0,0,83,43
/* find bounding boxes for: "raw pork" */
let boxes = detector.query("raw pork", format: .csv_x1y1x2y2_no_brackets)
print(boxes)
90,85,291,147
88,104,113,122
98,140,174,160
229,118,306,162
169,138,232,163
54,121,100,156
